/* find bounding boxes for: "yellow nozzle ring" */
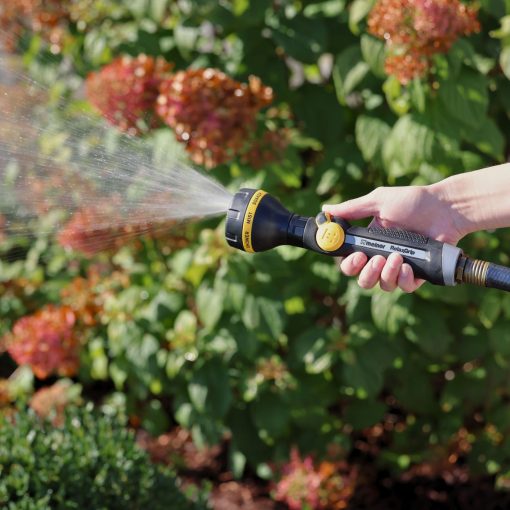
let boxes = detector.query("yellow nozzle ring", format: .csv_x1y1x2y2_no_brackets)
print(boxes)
242,190,267,252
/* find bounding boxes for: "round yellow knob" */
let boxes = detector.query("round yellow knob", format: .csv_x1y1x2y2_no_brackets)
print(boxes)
316,217,345,252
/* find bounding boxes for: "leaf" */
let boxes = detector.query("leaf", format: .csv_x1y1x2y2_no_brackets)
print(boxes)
462,118,505,161
189,359,232,419
489,323,510,356
500,46,510,81
360,34,386,77
479,291,502,329
382,114,436,179
405,303,453,357
289,328,334,373
355,115,391,165
438,71,489,128
394,366,436,413
349,0,376,34
196,285,224,330
258,297,285,338
270,16,327,64
333,46,370,104
371,290,413,335
344,399,386,430
251,393,289,439
341,339,395,398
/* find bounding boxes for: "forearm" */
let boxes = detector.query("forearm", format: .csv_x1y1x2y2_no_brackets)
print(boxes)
431,163,510,235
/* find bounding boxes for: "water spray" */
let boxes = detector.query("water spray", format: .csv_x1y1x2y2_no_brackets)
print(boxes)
225,189,510,292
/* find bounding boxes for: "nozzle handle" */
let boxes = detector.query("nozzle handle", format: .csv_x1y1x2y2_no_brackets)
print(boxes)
301,215,462,286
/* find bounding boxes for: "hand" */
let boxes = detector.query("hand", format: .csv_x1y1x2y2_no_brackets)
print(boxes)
323,185,467,292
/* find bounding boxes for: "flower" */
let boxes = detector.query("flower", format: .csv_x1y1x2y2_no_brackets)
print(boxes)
156,68,273,168
86,54,172,135
274,448,324,510
368,0,480,83
0,0,69,53
29,380,78,425
5,305,79,379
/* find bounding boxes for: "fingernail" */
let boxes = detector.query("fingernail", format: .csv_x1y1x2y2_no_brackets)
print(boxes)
388,253,401,269
401,265,409,278
372,257,383,269
353,253,364,266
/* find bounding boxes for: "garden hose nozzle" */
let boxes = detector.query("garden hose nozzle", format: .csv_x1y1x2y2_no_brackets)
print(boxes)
225,188,510,292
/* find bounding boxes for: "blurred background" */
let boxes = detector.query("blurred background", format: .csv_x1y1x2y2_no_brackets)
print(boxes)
1,1,510,509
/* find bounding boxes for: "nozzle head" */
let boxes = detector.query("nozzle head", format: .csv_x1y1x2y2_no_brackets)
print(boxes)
225,188,294,252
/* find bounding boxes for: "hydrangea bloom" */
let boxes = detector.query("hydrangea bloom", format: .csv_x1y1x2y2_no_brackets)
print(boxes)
156,68,273,168
5,305,79,379
368,0,479,83
86,54,172,135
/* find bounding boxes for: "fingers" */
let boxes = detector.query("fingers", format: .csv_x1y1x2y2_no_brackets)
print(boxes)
338,252,425,293
322,190,380,221
398,264,425,293
358,255,386,289
340,252,367,276
379,252,403,292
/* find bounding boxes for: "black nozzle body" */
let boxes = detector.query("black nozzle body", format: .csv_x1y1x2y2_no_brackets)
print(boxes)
225,188,307,252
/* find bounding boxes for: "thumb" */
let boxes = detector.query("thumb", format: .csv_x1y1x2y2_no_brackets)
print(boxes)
322,191,380,221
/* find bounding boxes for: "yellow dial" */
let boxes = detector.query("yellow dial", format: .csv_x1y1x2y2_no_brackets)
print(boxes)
315,212,345,252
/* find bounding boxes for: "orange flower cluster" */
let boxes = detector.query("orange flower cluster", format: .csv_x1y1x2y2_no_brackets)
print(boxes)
86,58,284,168
0,0,68,52
29,380,76,425
58,207,125,256
156,69,274,168
86,55,173,135
368,0,480,83
5,305,79,379
274,448,357,510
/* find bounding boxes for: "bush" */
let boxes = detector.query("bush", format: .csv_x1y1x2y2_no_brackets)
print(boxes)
1,0,510,488
0,405,205,510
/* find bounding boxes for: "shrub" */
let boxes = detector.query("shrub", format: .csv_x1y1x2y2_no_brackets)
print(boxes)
0,405,206,510
2,0,510,491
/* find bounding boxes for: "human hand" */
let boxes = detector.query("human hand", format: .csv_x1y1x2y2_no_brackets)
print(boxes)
322,185,467,292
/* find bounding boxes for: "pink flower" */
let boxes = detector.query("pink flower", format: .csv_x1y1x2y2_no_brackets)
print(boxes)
5,305,79,379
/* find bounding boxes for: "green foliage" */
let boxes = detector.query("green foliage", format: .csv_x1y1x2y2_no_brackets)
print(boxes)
0,405,206,510
2,0,510,485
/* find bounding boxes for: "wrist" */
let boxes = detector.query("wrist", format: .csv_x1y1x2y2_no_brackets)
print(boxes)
427,175,478,238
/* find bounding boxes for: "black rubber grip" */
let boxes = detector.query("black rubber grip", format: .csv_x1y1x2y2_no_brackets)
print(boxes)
301,217,447,285
486,263,510,292
368,226,428,245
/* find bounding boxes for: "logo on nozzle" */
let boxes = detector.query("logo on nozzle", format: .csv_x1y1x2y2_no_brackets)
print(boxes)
241,190,267,253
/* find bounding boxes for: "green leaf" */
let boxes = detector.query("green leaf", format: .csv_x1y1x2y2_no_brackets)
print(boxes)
489,323,510,356
258,297,285,338
290,328,334,373
345,399,386,430
189,359,232,419
371,290,413,335
251,393,289,439
382,114,436,179
405,303,453,357
438,71,488,128
355,115,391,165
501,47,510,81
270,16,327,64
462,118,505,161
341,339,395,398
349,0,376,34
479,291,502,329
196,284,224,330
360,34,386,77
333,46,370,104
